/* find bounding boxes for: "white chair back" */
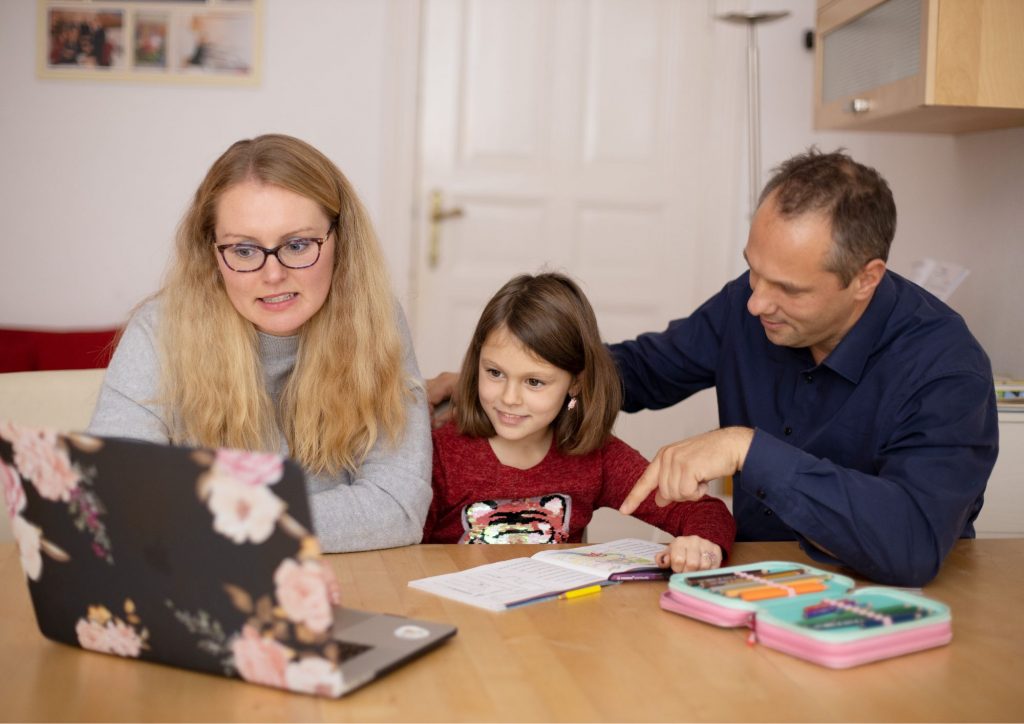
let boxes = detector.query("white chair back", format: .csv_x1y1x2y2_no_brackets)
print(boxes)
0,368,106,542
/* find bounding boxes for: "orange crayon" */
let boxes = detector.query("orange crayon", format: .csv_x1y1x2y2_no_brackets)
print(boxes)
737,580,828,602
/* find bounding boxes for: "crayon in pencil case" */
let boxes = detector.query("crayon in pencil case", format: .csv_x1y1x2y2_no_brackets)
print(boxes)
798,603,931,630
733,580,828,601
684,567,807,589
715,573,825,596
801,609,929,630
685,567,806,584
682,568,775,587
803,599,858,618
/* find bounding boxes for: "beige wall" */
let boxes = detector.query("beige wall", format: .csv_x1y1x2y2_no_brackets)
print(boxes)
752,0,1024,377
0,0,414,325
1,0,1021,376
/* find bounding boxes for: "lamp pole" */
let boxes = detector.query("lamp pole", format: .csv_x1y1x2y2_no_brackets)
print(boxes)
717,10,790,217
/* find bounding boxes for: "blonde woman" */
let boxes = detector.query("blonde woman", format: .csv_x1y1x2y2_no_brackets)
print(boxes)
89,134,431,552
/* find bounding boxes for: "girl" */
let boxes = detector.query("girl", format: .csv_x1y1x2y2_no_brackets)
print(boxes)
423,273,735,572
89,134,431,553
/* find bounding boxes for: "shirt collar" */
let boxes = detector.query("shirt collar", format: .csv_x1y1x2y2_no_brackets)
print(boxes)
820,271,898,384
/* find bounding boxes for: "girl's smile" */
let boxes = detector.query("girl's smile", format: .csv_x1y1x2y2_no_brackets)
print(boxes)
477,325,575,469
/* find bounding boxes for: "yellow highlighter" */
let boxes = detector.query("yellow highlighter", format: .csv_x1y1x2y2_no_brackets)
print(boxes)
560,585,603,600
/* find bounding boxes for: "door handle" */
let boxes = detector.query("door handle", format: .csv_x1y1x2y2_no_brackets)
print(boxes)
428,190,464,268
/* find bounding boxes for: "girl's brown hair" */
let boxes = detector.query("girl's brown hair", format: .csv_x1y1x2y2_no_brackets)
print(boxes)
453,273,621,455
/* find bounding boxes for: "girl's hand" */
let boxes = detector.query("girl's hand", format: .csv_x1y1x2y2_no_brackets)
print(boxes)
655,536,722,573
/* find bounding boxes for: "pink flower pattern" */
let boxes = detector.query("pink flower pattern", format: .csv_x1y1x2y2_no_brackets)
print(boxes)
213,450,284,487
206,473,285,544
75,618,110,652
3,426,79,502
74,606,147,658
12,515,43,581
173,533,344,694
2,460,26,520
4,432,352,698
203,450,287,544
0,426,112,567
274,558,336,634
285,657,345,697
231,624,291,689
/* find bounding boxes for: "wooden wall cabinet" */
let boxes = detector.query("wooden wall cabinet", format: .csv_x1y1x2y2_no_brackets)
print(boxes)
815,0,1024,133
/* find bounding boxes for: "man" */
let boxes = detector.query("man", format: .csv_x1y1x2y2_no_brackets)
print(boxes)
612,148,998,586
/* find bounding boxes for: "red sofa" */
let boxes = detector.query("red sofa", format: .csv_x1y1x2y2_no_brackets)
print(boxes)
0,328,119,372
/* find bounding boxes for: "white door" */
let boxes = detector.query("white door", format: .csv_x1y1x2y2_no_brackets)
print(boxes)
412,0,746,540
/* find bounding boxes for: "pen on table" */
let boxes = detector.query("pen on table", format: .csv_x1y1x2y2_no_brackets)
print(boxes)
506,582,613,608
560,585,603,600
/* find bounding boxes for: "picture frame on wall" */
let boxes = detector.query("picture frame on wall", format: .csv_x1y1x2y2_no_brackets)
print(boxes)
37,0,262,85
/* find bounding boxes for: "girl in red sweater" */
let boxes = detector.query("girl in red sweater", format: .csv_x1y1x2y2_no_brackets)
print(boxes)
423,273,735,572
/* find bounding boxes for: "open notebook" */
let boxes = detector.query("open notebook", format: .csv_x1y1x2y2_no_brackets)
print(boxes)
0,422,455,697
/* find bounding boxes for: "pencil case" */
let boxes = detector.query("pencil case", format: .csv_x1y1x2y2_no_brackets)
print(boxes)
659,561,952,668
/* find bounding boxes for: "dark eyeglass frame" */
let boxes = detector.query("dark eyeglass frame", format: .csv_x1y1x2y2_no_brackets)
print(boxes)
215,223,335,273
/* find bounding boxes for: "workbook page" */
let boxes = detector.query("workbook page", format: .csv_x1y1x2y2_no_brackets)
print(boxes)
408,557,603,611
531,538,666,577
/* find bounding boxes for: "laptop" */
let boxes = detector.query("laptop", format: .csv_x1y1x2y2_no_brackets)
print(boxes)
0,422,455,698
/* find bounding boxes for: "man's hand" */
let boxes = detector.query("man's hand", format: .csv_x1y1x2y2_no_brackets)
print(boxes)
425,371,458,428
619,427,754,515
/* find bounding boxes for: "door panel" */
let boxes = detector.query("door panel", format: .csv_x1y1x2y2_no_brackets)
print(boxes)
414,0,746,538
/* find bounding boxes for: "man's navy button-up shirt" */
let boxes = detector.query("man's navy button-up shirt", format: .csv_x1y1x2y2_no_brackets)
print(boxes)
610,271,998,586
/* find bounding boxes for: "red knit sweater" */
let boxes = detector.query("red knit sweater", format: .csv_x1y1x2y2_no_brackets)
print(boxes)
424,422,735,556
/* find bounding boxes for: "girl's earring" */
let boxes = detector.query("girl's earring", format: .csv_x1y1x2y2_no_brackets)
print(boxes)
567,396,577,411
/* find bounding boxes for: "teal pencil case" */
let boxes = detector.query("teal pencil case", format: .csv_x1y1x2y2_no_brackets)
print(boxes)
659,561,952,669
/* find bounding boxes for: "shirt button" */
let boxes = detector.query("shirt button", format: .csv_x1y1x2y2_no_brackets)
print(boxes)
784,426,793,436
756,488,767,500
764,508,774,517
804,373,814,383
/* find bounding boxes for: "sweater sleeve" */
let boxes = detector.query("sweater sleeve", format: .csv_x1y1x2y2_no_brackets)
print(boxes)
309,307,433,552
87,299,171,444
597,436,736,558
421,428,446,542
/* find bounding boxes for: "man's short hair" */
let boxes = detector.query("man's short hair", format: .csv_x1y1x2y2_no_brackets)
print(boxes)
759,148,896,286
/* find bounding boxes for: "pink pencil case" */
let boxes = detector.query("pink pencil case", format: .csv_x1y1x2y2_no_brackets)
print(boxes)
659,561,952,669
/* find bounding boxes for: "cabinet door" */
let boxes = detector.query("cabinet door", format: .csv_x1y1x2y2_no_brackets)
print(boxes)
815,0,930,130
815,0,929,121
974,414,1024,538
815,0,1024,133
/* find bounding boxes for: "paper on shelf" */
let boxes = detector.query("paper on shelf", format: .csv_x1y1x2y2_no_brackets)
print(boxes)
907,258,969,302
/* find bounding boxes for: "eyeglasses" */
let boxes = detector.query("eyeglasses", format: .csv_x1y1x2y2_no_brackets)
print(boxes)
215,224,334,272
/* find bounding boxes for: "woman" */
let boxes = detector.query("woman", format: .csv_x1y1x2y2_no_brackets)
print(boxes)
89,134,431,552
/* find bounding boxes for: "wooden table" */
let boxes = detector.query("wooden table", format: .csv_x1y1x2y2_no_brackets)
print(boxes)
2,539,1023,722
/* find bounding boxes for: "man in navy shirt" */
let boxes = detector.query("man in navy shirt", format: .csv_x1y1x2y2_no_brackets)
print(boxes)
615,149,998,586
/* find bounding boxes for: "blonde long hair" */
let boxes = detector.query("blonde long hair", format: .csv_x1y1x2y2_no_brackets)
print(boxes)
158,134,407,474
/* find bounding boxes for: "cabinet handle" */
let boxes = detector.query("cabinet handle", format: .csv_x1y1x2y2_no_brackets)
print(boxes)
846,98,872,114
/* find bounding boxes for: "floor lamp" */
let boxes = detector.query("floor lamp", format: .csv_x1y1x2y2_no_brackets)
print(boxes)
717,10,790,217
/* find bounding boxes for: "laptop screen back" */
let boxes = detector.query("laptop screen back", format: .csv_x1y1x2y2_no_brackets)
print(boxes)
0,424,365,696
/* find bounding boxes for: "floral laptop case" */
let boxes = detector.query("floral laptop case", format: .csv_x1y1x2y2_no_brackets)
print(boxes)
659,560,952,669
0,423,455,697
